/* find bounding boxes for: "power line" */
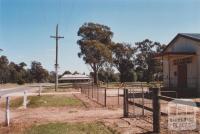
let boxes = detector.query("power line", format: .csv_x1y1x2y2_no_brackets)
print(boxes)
50,24,64,91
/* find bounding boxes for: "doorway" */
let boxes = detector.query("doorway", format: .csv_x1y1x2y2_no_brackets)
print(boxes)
178,64,187,88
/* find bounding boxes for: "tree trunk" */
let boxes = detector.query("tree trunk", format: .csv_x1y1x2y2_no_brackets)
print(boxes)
91,63,99,85
93,70,98,85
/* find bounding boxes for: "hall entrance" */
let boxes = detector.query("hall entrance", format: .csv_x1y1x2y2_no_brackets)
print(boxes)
177,64,187,88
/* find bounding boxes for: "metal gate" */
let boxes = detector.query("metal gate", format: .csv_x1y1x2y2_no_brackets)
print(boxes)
123,88,153,117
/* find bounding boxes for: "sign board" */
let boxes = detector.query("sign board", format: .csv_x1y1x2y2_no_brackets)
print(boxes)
173,57,192,65
168,99,198,131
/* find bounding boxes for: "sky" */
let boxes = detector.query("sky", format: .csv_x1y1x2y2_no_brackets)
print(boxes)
0,0,200,74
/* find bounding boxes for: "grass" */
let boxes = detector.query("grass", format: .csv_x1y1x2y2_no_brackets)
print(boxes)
28,95,83,107
42,87,76,93
1,95,83,108
24,122,117,134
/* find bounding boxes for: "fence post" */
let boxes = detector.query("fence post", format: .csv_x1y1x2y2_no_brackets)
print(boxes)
5,96,10,126
97,86,99,102
151,87,161,133
118,88,120,106
87,85,89,98
92,83,94,98
23,90,27,109
104,88,107,107
123,88,128,117
141,82,144,116
38,85,42,96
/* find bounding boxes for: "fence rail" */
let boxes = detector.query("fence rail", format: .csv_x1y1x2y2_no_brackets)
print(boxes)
123,87,199,133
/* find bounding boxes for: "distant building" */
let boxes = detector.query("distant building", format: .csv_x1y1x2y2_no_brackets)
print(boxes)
59,74,91,83
155,33,200,97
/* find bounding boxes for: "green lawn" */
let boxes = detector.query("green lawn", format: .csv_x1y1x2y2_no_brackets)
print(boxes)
2,95,83,108
24,122,117,134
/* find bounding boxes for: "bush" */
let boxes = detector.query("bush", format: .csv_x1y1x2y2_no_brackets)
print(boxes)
17,79,25,85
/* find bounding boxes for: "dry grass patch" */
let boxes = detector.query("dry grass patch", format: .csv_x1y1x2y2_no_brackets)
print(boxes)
1,95,84,108
24,122,117,134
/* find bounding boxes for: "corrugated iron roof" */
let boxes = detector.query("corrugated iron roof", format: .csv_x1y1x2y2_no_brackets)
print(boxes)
59,74,91,80
180,33,200,41
162,33,200,53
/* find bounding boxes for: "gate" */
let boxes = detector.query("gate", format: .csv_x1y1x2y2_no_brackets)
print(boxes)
123,87,199,133
123,88,153,117
123,87,177,117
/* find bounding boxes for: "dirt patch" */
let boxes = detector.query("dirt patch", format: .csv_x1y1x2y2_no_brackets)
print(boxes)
0,93,199,134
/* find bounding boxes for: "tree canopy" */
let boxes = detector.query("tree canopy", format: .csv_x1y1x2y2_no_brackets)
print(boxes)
135,39,165,82
112,43,137,82
0,55,52,84
77,22,166,83
77,22,113,84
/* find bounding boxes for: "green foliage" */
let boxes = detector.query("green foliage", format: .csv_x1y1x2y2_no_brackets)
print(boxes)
0,56,10,83
77,22,113,84
98,67,119,82
112,43,137,82
24,122,116,134
135,39,165,82
30,61,49,83
63,70,72,75
17,79,25,85
0,55,51,84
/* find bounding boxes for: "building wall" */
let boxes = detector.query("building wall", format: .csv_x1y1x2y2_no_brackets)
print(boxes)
163,37,200,94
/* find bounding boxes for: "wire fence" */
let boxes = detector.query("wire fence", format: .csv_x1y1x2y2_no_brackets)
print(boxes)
124,87,178,117
76,82,177,110
77,83,123,108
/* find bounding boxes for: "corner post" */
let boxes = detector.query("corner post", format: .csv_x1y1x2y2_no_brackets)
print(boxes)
123,88,128,117
151,87,161,133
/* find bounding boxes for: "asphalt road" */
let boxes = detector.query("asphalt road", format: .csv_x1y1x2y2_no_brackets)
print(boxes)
0,86,39,97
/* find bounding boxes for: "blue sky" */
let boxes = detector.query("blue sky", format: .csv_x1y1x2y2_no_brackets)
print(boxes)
0,0,200,74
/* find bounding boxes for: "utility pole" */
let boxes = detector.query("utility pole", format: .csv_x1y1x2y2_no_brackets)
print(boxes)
50,24,64,91
0,49,3,84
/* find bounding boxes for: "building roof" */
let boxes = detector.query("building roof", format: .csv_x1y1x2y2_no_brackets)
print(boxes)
154,52,196,59
59,74,91,80
162,33,200,53
180,33,200,40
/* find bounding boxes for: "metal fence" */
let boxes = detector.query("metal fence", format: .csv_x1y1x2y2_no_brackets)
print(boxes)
123,87,200,133
124,87,177,117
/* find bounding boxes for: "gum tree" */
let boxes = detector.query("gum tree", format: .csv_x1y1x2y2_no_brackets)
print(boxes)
77,22,113,84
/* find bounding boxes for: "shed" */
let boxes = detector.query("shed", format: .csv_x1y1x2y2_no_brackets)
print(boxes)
155,33,200,97
59,74,91,83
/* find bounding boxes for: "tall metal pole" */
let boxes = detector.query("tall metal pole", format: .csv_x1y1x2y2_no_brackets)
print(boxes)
0,49,3,84
50,24,64,91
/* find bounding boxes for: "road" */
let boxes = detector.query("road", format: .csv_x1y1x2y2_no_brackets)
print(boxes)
0,85,39,97
0,83,80,97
